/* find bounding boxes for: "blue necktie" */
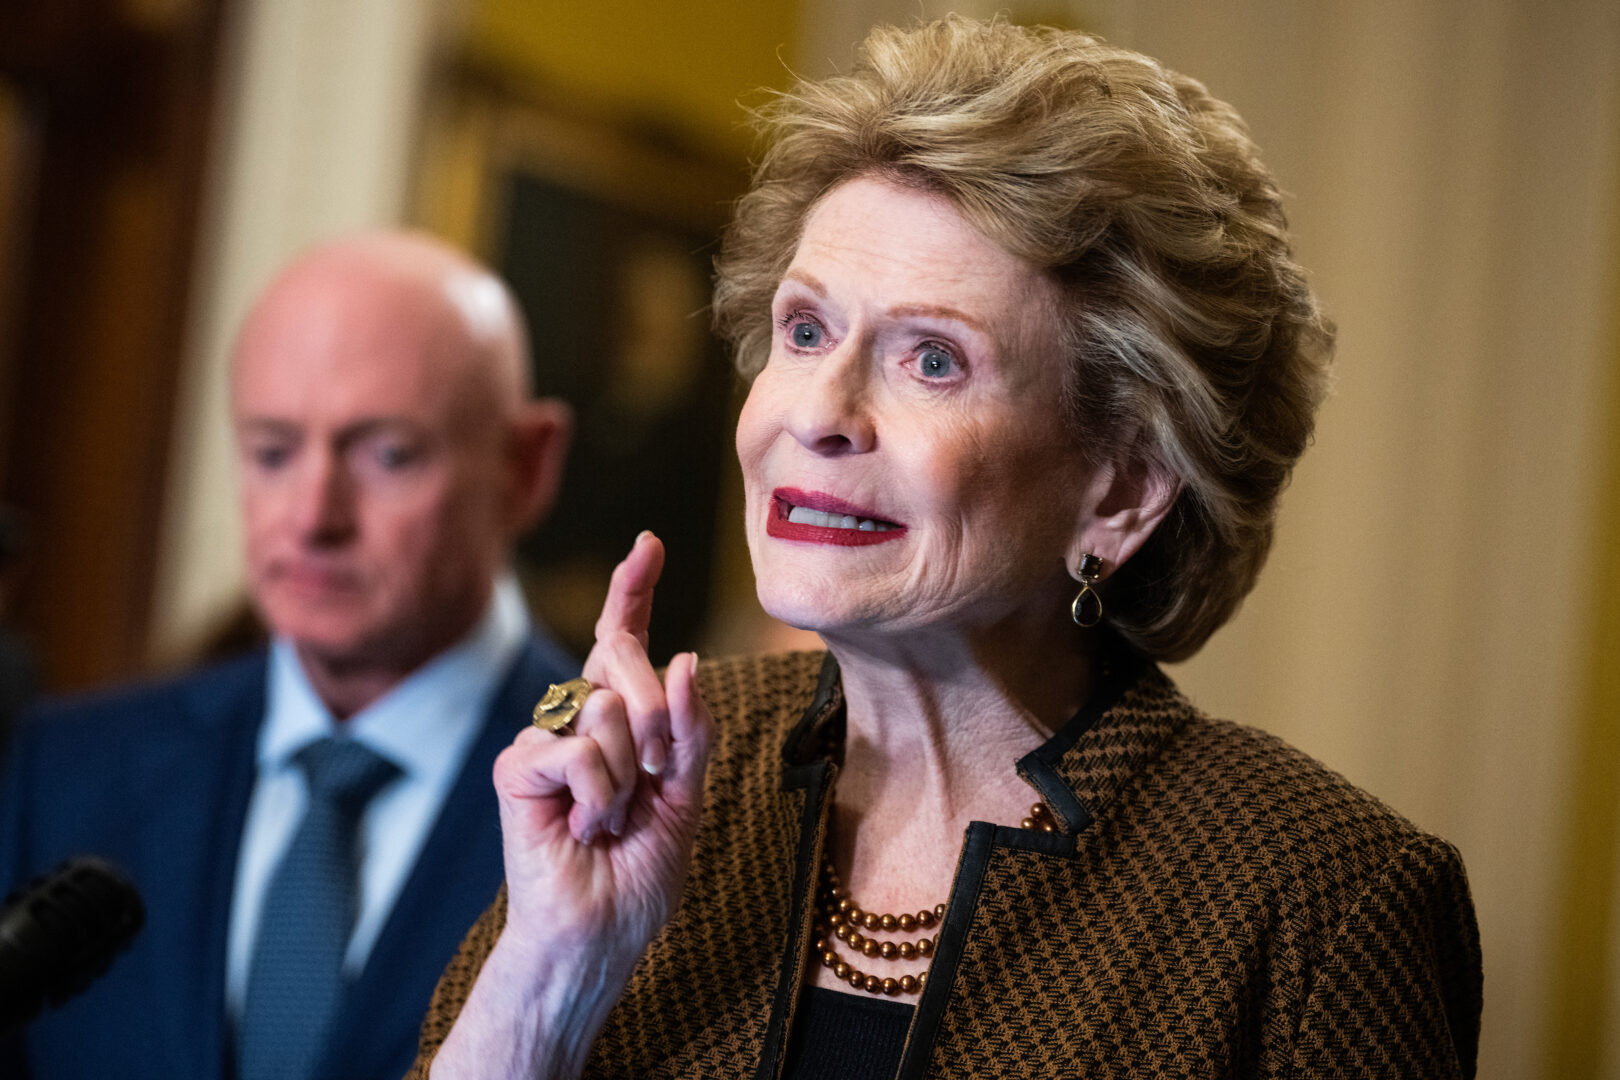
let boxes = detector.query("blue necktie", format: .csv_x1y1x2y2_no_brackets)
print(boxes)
237,737,400,1080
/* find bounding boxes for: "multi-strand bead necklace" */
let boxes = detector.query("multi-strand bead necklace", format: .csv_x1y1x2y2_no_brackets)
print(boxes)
812,801,1060,997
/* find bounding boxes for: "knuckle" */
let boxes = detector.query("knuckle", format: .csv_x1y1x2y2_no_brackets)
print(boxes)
605,630,643,660
587,688,627,723
573,733,608,772
494,729,564,778
512,726,548,750
492,744,527,787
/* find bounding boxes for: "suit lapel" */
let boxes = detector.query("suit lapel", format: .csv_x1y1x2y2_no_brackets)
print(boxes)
319,636,574,1079
139,659,264,1079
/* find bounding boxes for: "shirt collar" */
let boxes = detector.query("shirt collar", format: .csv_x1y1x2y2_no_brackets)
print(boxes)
260,574,531,775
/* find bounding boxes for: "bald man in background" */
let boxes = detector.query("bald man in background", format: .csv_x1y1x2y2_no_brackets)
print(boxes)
0,232,578,1080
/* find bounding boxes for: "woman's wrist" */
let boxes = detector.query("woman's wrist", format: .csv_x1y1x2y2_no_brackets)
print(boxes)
430,928,631,1080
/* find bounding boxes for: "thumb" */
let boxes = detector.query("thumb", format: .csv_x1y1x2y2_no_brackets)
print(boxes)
661,652,713,806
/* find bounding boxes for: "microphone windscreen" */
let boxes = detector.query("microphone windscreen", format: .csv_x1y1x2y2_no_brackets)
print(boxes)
0,856,145,1030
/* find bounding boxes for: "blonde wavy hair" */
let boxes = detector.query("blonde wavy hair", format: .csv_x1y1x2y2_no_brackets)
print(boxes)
713,16,1334,661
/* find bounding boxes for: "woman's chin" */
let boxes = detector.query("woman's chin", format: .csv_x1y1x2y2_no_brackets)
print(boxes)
757,596,926,649
756,595,834,635
756,586,867,638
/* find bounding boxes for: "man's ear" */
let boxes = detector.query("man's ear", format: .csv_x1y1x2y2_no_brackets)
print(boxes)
503,398,574,535
1068,452,1181,581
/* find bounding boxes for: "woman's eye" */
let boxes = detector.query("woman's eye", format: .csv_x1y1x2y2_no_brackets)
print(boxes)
918,346,956,378
789,319,824,349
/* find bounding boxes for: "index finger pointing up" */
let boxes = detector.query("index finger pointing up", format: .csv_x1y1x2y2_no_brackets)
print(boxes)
594,531,665,652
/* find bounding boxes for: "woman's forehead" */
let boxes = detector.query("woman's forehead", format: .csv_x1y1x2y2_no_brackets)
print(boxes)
784,177,1064,354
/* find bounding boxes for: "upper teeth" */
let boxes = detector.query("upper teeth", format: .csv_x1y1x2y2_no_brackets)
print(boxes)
787,506,895,532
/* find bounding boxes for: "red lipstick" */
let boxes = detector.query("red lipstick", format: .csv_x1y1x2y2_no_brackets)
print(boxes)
766,488,906,547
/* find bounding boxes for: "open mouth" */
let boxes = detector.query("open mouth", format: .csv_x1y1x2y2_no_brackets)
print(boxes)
784,505,899,532
767,489,906,546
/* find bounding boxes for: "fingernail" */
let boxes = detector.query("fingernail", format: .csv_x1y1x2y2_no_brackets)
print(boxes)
636,529,654,544
579,824,598,847
610,806,629,836
642,737,669,777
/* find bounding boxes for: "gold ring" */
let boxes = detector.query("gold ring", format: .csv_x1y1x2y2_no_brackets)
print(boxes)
532,677,593,733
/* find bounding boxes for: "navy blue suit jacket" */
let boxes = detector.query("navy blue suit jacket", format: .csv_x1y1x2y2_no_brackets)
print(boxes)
0,633,575,1079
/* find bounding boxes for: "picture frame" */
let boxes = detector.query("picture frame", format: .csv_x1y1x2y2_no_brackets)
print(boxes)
412,60,749,660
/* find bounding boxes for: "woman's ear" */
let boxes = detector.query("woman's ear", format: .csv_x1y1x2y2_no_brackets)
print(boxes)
1068,453,1181,580
502,398,574,536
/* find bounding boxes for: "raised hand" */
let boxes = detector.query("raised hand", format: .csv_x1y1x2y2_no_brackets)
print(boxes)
430,532,714,1080
496,531,713,942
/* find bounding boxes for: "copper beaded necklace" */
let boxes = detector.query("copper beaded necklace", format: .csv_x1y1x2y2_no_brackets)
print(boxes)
811,801,1060,997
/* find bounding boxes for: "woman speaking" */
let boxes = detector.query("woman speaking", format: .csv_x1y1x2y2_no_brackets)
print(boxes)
413,17,1481,1079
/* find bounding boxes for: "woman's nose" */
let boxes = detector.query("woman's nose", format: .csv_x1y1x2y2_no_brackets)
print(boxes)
783,346,875,455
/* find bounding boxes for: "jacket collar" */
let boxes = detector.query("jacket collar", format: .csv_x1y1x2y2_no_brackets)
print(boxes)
781,639,1194,834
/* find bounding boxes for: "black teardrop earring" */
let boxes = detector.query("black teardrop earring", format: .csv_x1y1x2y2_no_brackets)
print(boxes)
1070,553,1104,628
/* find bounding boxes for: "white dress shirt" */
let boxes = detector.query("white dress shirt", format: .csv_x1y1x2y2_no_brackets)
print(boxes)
225,576,529,1020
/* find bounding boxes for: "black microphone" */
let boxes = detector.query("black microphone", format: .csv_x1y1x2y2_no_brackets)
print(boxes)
0,856,144,1030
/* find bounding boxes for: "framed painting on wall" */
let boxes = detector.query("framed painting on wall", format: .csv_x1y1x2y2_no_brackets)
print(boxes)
413,62,748,662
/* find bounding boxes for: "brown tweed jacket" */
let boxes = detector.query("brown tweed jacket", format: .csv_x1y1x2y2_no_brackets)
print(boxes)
409,650,1482,1079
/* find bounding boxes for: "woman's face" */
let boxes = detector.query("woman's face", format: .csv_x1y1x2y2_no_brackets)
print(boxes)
736,176,1098,640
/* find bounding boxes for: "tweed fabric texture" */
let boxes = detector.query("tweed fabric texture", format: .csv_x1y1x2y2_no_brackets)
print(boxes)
409,651,1481,1079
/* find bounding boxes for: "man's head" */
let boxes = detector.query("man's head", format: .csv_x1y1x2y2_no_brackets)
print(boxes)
230,231,569,704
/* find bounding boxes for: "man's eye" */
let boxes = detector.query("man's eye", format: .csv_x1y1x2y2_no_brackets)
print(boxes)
375,444,417,470
918,346,956,378
250,445,291,469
